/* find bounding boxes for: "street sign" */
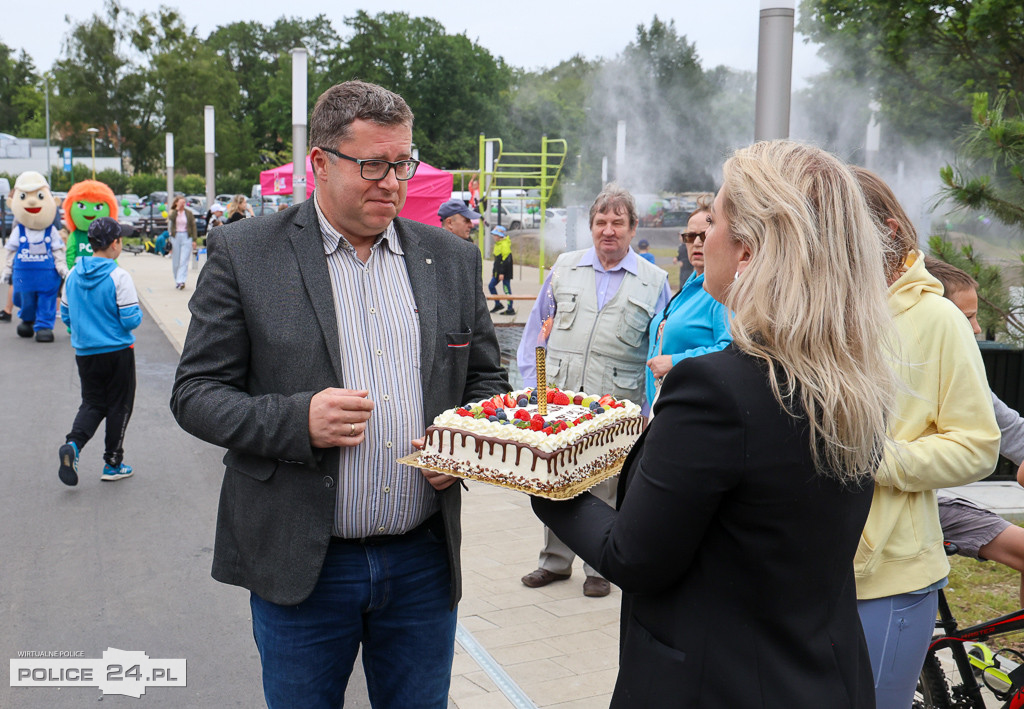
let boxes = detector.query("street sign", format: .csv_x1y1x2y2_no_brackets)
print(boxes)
62,148,72,173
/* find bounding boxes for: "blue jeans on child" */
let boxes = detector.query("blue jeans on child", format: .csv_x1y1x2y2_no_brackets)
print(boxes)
249,519,456,709
488,276,511,309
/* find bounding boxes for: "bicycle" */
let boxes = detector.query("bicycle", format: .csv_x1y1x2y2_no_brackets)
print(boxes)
914,542,1024,708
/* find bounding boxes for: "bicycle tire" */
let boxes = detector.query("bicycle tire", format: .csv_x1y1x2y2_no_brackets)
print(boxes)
914,652,954,709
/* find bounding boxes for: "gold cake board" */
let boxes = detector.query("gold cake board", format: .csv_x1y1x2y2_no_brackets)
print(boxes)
397,451,625,501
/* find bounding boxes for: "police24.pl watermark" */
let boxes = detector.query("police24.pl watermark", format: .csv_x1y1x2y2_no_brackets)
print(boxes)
11,648,186,697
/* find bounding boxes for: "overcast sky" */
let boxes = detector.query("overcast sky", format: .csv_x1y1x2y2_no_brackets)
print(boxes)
6,1,827,87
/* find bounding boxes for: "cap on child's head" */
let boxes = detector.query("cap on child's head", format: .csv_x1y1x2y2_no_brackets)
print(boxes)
491,225,508,239
87,217,133,250
638,239,650,249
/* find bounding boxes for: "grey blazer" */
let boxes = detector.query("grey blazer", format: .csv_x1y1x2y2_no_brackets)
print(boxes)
171,198,509,606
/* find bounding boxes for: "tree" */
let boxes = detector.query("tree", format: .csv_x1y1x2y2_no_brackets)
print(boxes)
52,1,145,164
798,0,1024,145
326,11,512,168
581,16,732,193
209,16,339,154
940,92,1024,232
929,234,1023,343
0,41,42,136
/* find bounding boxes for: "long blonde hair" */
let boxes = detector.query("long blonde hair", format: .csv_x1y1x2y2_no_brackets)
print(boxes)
720,140,897,482
226,194,247,217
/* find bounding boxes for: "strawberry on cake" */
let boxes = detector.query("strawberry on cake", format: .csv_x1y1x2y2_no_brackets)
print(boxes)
415,387,643,497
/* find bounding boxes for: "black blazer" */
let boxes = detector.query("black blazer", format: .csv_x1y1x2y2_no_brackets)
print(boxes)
533,345,875,708
171,199,509,606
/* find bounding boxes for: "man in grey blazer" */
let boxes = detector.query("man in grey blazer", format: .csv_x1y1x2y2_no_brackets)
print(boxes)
171,80,508,709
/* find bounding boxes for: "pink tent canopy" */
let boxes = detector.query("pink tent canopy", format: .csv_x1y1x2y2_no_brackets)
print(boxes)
259,157,454,227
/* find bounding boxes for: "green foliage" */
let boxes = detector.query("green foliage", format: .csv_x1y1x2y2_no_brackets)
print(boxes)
928,234,1023,343
127,173,166,197
327,11,512,169
579,16,750,193
94,168,129,194
8,7,754,204
940,93,1024,232
0,41,42,136
798,0,1024,146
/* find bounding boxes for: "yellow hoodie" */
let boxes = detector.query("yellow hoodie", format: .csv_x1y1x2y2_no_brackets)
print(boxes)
855,251,1000,599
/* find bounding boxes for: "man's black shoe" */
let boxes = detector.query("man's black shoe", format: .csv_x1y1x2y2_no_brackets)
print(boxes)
490,302,504,313
0,311,11,322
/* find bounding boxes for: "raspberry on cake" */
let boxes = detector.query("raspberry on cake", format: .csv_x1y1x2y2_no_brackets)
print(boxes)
414,387,643,497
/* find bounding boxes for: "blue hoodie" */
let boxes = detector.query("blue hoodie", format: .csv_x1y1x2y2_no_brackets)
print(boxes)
60,256,143,355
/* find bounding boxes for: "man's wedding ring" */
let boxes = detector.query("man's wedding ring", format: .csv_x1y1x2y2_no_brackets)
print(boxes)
349,423,356,436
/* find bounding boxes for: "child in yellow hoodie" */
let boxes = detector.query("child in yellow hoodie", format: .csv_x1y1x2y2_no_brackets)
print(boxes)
488,225,514,315
852,167,1001,709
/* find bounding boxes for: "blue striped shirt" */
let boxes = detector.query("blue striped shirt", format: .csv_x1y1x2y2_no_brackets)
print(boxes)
314,196,437,538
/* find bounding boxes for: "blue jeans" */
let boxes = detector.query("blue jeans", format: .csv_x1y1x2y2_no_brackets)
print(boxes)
858,590,939,709
488,276,511,309
250,522,456,709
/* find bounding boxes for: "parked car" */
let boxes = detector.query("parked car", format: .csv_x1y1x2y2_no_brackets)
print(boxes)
483,203,540,230
659,211,689,228
185,194,207,213
545,207,568,225
215,193,234,205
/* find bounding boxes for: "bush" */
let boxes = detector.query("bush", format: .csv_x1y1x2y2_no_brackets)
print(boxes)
128,173,165,197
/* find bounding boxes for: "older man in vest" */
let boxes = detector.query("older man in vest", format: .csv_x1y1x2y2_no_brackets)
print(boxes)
515,184,670,597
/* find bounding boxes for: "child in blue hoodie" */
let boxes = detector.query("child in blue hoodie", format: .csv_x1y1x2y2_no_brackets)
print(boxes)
58,217,142,485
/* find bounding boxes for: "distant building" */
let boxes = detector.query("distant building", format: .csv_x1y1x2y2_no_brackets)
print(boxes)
0,133,122,177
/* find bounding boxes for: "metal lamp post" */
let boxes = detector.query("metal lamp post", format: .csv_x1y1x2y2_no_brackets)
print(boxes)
754,0,795,141
166,133,174,203
204,106,215,216
291,48,308,205
87,127,99,179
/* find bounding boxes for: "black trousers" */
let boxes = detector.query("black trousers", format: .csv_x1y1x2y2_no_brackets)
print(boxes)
67,346,136,467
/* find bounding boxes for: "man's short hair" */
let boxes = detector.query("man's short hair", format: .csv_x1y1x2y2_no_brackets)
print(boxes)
923,255,979,297
589,183,638,230
309,80,414,152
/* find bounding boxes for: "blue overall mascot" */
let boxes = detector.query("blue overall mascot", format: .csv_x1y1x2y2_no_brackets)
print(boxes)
1,171,68,342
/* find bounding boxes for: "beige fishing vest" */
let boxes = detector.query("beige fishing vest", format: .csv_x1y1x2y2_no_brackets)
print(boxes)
544,250,666,407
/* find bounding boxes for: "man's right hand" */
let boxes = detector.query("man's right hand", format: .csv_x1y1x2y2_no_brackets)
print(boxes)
309,388,374,448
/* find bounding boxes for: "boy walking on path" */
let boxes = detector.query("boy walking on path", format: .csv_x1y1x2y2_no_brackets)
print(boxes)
488,225,515,315
58,217,142,486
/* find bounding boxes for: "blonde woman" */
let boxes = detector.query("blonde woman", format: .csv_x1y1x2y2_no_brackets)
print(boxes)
167,196,196,290
225,194,253,224
852,167,1000,709
533,141,896,707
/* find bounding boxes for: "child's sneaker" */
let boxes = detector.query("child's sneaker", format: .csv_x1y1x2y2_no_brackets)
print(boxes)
101,462,134,481
58,441,80,486
503,306,517,315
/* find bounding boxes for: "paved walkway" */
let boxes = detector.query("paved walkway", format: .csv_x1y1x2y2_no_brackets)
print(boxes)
109,250,1024,708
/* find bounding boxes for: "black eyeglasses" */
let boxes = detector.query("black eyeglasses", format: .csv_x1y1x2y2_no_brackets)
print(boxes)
681,231,707,244
319,146,420,181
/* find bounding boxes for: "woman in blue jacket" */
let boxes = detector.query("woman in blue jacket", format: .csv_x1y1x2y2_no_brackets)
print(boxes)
645,195,732,406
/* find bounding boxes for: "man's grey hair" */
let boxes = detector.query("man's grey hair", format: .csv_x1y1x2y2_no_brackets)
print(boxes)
309,80,414,151
589,183,638,229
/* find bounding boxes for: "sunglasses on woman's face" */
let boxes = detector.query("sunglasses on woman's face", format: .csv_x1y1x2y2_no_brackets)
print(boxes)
681,231,707,244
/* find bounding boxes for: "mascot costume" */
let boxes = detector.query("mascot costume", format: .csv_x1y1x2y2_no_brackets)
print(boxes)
64,180,118,269
1,171,68,342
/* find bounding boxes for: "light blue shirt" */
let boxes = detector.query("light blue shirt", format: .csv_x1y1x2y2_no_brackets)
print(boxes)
644,270,732,404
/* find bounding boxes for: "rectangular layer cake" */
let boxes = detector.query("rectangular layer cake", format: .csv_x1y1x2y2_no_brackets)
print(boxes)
419,388,643,494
